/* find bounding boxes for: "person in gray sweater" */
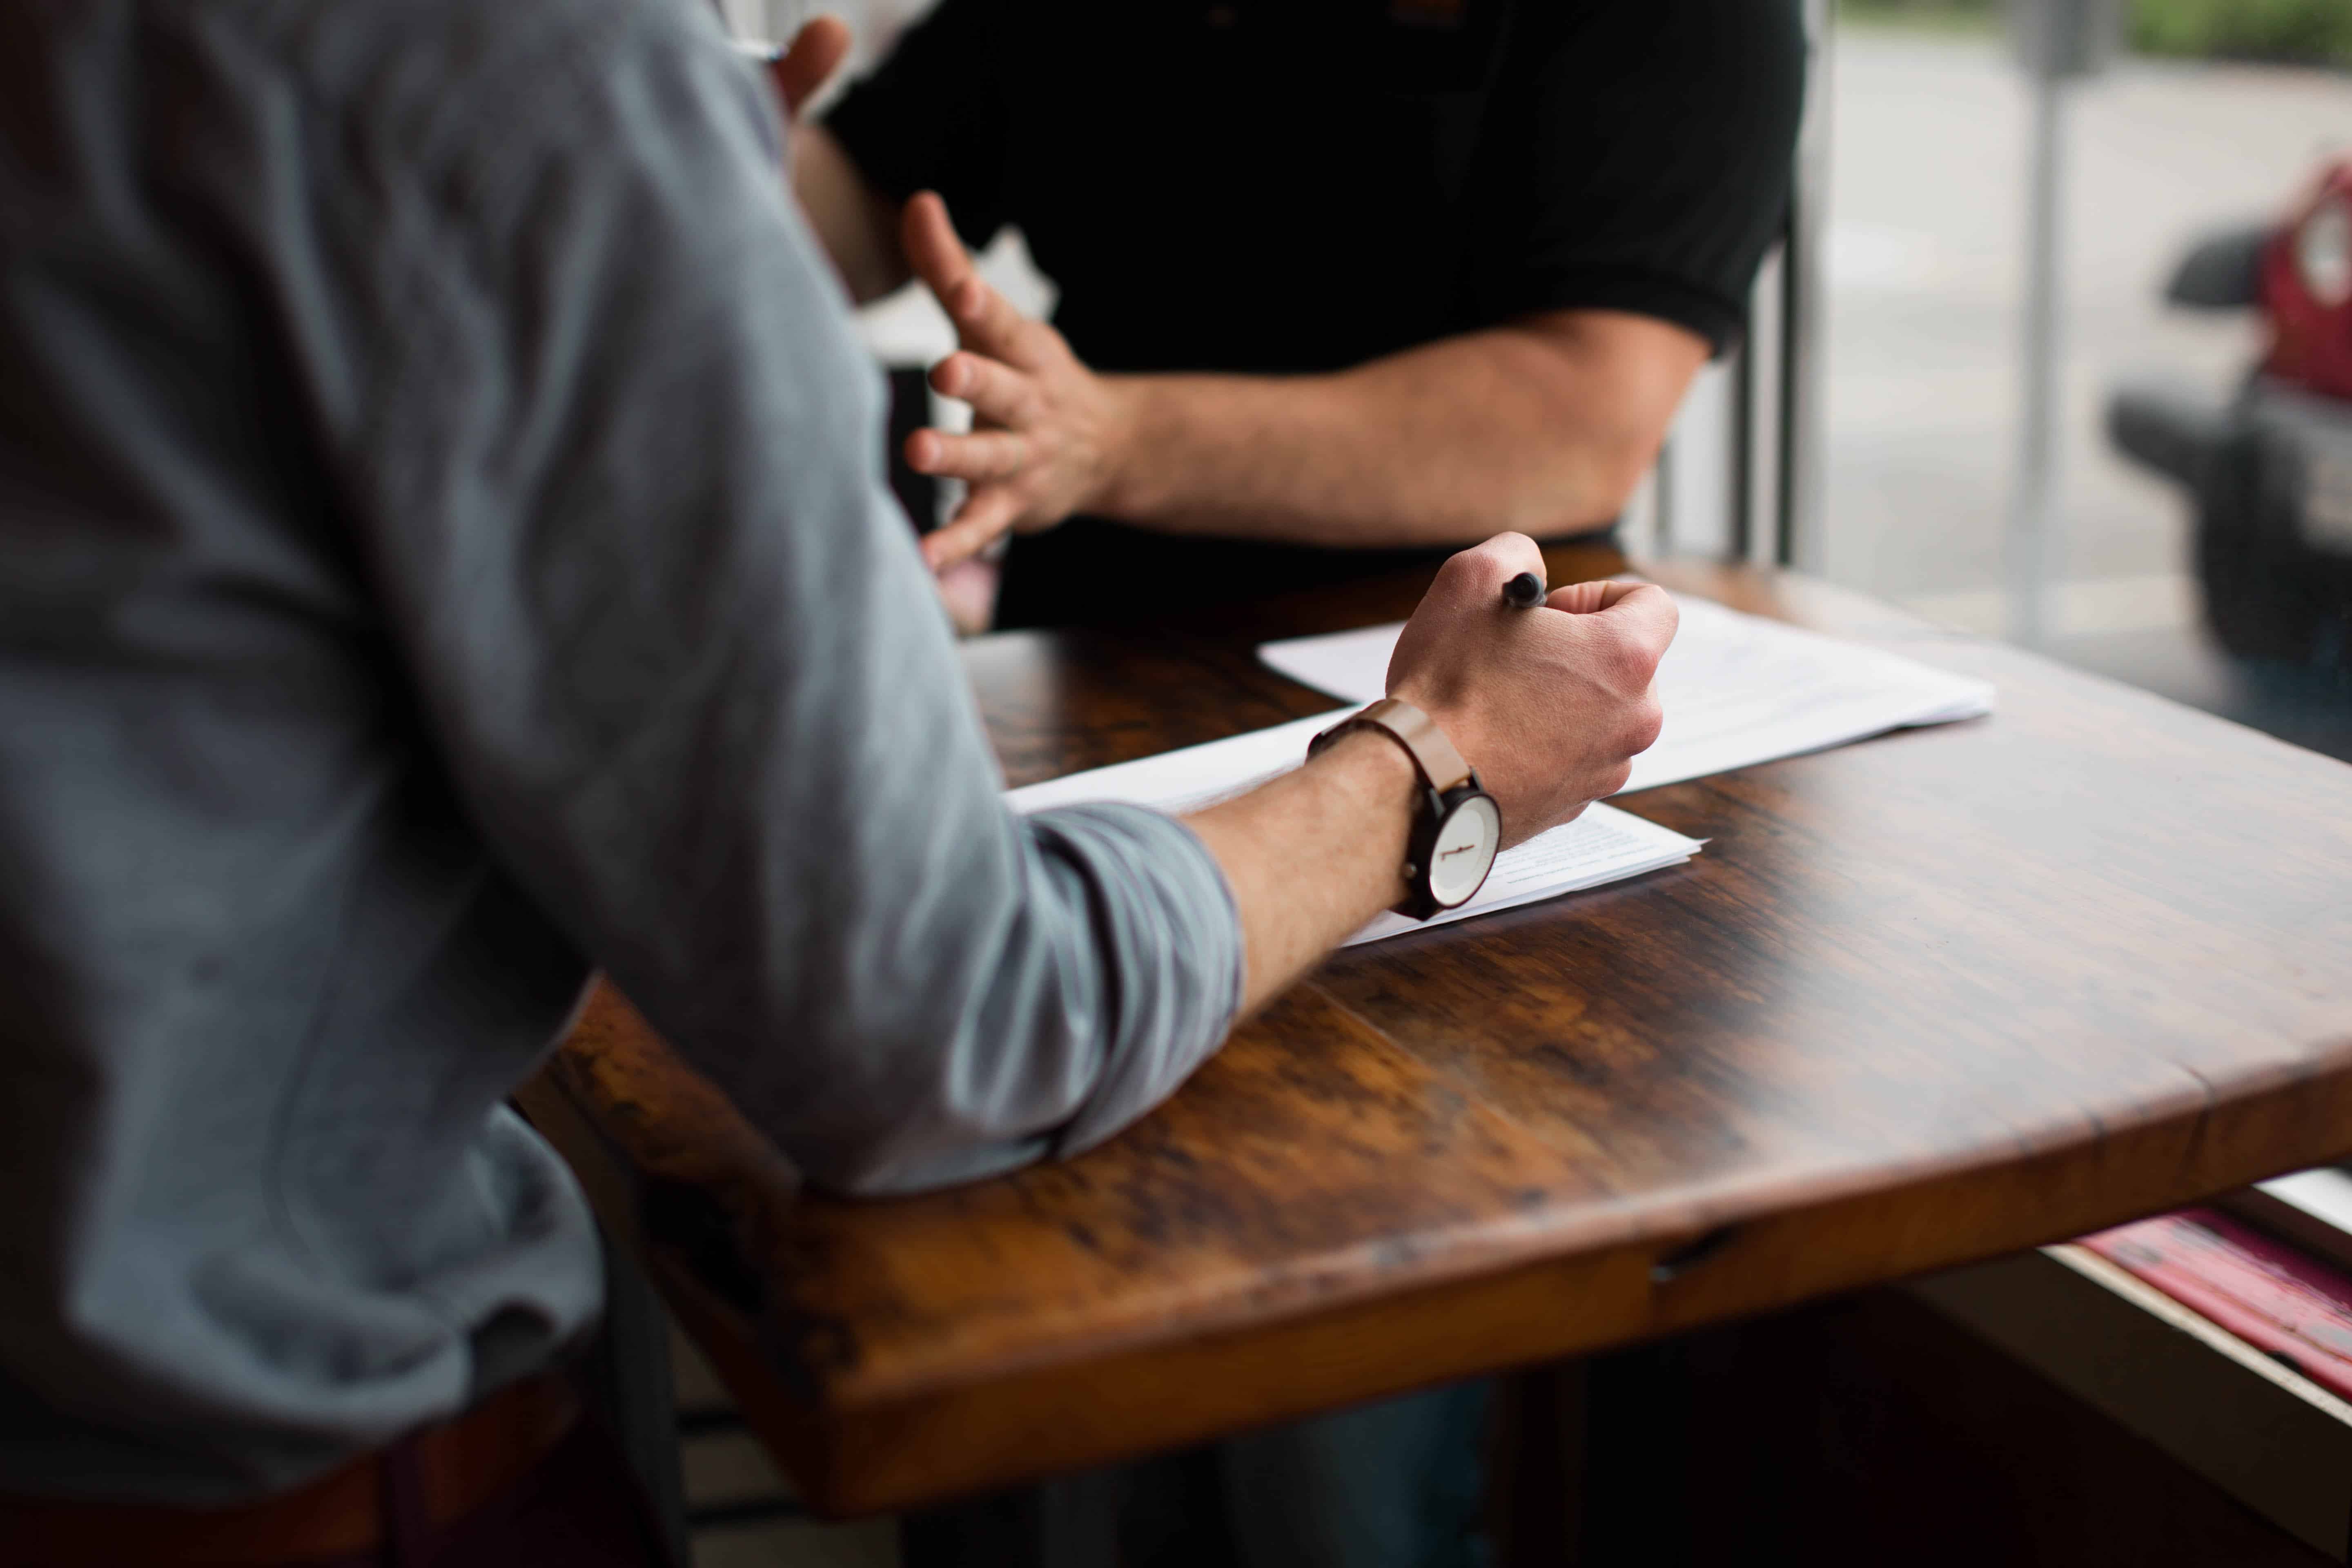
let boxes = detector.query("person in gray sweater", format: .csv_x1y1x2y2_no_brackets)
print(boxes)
0,0,1675,1559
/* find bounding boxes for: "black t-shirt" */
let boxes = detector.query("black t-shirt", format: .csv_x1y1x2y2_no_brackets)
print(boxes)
827,0,1806,627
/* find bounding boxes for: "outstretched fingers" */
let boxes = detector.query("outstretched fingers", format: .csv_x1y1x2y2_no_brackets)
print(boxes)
902,194,1043,366
921,488,1024,570
907,427,1031,482
930,352,1039,428
901,191,974,303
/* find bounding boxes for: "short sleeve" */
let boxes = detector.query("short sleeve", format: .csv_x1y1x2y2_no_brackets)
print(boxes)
821,0,1013,252
1466,0,1806,354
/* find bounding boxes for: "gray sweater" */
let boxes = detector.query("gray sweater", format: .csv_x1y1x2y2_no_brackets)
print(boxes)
0,0,1242,1502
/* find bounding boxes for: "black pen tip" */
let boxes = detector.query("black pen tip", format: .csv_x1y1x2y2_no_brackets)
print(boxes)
1503,571,1545,608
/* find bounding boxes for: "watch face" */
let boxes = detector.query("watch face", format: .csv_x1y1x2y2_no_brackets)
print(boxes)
1428,793,1501,908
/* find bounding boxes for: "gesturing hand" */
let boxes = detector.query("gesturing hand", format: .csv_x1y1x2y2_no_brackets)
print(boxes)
1387,535,1677,847
900,193,1135,571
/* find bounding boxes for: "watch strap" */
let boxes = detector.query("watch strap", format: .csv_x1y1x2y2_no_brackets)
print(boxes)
1307,698,1496,922
1309,698,1475,795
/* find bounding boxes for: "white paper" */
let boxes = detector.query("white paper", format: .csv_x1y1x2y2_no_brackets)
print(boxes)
1007,716,1702,947
1257,592,1996,795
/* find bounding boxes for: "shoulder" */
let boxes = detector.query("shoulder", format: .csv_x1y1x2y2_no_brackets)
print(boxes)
1516,0,1804,102
1671,0,1806,99
200,0,775,214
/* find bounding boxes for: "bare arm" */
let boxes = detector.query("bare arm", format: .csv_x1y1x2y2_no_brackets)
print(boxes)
1097,312,1708,548
894,194,1709,568
1194,540,1674,1016
792,120,909,305
1183,732,1417,1016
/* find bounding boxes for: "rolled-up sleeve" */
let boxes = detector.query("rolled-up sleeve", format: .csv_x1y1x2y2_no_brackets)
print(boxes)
307,0,1243,1194
1022,805,1244,1161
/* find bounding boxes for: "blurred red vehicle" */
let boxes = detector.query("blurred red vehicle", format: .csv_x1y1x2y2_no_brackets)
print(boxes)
2109,162,2352,668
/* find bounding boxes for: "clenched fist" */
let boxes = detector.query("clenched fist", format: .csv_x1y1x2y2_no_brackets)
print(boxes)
1387,534,1675,847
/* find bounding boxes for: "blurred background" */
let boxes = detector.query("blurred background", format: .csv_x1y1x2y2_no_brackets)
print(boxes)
1824,0,2352,761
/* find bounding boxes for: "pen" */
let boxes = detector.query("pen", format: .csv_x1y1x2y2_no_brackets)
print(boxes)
1502,571,1546,609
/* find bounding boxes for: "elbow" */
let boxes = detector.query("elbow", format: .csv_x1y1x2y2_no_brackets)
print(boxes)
785,1091,1055,1198
1492,310,1704,538
1590,431,1666,523
769,982,1096,1199
801,1145,1045,1200
764,802,1238,1198
1504,430,1662,539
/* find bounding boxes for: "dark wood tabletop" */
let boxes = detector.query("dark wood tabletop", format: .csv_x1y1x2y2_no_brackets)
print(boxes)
527,543,2352,1519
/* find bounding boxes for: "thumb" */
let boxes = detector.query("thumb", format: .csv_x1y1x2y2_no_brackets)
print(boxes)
1579,580,1680,659
1546,579,1656,615
768,14,851,120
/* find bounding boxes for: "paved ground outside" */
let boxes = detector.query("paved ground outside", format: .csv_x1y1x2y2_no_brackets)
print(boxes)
1826,26,2352,756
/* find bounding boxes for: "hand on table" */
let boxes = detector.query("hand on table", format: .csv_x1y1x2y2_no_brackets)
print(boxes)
900,193,1134,571
1386,535,1676,847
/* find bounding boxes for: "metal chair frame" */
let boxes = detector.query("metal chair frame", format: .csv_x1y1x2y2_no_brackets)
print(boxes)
1655,0,1831,572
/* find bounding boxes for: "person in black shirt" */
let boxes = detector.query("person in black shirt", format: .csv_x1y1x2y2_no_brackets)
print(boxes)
788,5,1803,1561
797,0,1806,629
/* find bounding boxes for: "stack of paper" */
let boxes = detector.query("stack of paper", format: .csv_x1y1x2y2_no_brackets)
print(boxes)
1008,714,1702,947
1005,590,1991,947
1258,592,1996,795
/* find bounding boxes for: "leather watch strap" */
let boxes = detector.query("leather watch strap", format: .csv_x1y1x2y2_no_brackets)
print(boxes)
1316,699,1474,794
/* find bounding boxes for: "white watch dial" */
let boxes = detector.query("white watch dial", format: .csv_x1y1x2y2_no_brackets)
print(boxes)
1427,794,1501,908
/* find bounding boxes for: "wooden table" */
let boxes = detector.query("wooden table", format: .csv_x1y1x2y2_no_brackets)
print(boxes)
525,543,2352,1520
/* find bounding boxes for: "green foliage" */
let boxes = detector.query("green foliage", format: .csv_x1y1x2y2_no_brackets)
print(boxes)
1837,0,2352,67
2132,0,2352,67
1837,0,1996,30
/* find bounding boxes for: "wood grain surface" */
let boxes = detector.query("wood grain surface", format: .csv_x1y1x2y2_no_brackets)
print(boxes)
530,545,2352,1516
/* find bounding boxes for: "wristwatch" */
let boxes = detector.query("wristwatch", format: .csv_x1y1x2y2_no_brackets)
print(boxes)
1307,698,1502,920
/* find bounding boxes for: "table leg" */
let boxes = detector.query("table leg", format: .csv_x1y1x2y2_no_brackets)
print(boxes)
1577,1342,1699,1568
898,1471,1124,1568
583,1236,693,1568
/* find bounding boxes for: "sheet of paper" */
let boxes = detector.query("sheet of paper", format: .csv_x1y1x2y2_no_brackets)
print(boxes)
1007,715,1702,947
1257,592,1996,794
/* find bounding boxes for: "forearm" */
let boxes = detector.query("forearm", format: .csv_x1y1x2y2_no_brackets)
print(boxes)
792,121,908,303
779,727,1414,1190
1182,731,1418,1015
1099,313,1704,548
